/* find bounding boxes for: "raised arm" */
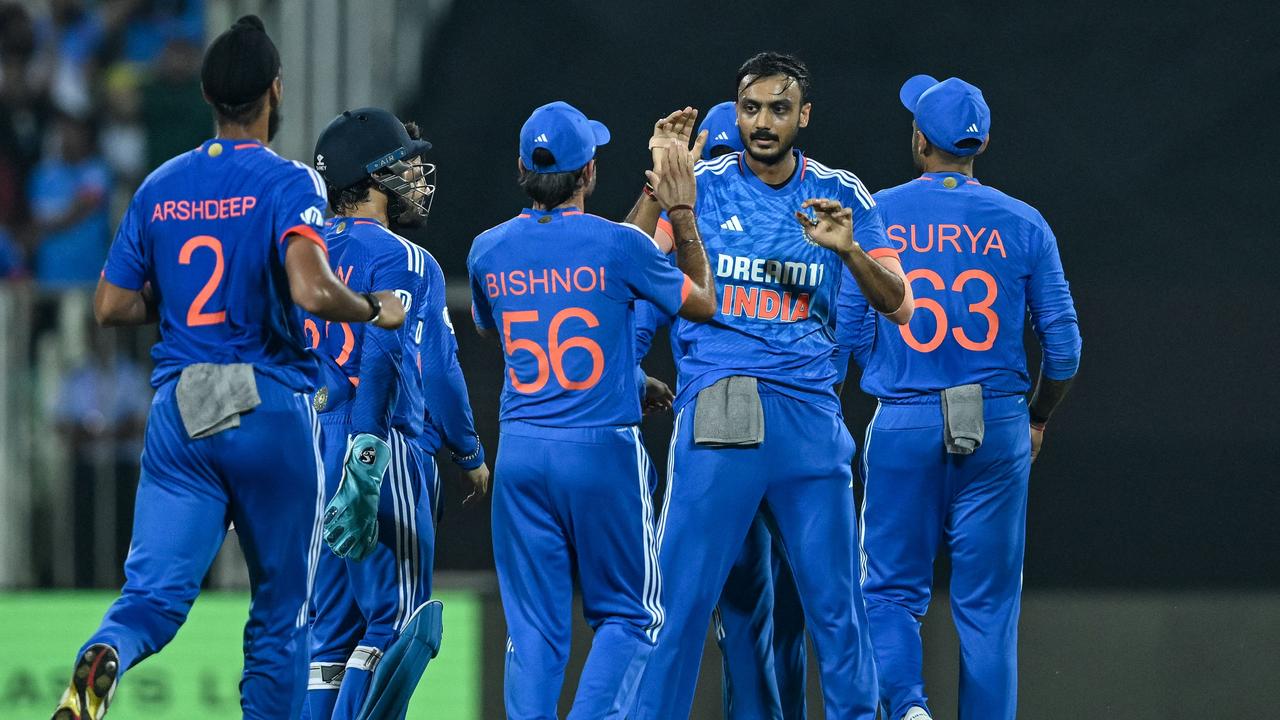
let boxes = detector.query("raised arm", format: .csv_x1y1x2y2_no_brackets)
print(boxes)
795,198,914,325
626,107,708,252
645,143,715,321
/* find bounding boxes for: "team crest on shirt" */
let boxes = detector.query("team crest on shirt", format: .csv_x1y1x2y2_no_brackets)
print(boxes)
313,386,329,412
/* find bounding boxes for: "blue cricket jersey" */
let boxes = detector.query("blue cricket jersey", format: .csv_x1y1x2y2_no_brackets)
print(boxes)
308,217,436,439
417,247,484,467
102,138,328,391
840,172,1082,399
468,207,690,428
665,150,896,411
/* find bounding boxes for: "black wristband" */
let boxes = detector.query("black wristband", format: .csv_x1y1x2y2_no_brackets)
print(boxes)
362,292,381,323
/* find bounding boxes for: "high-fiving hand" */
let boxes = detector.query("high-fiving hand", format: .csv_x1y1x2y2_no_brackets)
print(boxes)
650,107,709,177
645,144,697,212
794,198,856,255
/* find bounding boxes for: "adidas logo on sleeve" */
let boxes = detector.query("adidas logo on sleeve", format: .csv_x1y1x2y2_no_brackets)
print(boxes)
719,215,744,232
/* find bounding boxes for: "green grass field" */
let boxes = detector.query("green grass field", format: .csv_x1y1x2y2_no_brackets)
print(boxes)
0,591,481,719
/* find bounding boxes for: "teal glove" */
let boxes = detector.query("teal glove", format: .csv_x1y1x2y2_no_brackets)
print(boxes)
323,433,391,561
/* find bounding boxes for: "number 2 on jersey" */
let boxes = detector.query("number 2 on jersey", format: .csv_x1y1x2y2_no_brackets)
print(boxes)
179,235,226,327
502,308,604,393
899,268,999,352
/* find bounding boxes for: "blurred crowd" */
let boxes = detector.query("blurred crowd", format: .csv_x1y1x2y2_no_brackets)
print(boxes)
0,0,207,588
0,0,208,287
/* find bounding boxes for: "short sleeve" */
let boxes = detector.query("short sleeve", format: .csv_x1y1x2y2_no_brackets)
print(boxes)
467,250,496,330
273,163,328,259
851,202,894,260
102,192,148,291
610,223,689,318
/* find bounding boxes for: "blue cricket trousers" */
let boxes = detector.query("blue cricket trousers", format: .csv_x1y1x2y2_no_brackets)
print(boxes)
82,373,324,720
492,421,662,720
634,388,878,720
306,419,438,720
716,509,808,719
861,394,1031,720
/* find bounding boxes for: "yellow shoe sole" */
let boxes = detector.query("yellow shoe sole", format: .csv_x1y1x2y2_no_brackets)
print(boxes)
51,644,118,720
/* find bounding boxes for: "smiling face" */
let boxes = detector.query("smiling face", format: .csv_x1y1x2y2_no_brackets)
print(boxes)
736,73,810,166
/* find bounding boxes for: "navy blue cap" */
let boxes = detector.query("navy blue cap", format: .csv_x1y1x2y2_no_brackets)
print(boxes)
899,74,990,157
314,107,432,191
519,101,610,174
698,101,744,160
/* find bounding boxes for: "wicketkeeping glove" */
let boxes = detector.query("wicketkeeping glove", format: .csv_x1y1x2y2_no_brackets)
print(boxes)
323,433,390,561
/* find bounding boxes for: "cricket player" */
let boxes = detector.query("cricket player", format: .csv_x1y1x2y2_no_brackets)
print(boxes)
468,100,717,719
303,108,490,720
849,75,1081,720
627,52,914,720
641,100,810,720
52,16,405,720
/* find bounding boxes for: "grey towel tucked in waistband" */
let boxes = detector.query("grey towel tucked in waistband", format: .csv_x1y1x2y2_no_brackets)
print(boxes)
941,383,984,455
176,363,261,439
694,376,765,446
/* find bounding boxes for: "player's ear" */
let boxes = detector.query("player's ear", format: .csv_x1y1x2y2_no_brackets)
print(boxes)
798,102,812,129
583,159,596,185
270,76,282,104
516,156,527,174
915,129,932,157
976,135,989,156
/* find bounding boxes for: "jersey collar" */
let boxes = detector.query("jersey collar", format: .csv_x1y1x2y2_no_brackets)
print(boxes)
518,205,585,219
737,149,807,195
200,138,265,153
917,172,980,186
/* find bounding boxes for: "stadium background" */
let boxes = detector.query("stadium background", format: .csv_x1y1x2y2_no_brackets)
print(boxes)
0,0,1276,717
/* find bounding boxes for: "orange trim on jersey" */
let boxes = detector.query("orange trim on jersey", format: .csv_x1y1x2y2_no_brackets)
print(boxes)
799,155,809,180
353,219,381,226
281,224,328,256
234,143,262,150
867,247,900,260
656,216,673,238
680,274,693,304
517,213,532,218
348,376,359,387
966,179,980,185
916,175,935,181
562,210,583,216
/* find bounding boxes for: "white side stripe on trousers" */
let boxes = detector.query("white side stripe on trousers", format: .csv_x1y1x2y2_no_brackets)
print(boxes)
857,402,882,585
299,401,326,628
389,430,421,633
631,427,665,642
655,407,683,553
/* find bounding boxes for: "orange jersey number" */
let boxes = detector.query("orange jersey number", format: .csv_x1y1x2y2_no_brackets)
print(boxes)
899,268,1000,353
503,307,605,393
178,235,227,327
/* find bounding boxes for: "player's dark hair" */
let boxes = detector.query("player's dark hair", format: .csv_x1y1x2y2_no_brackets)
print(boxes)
329,121,424,215
736,51,811,103
518,148,587,208
211,94,268,126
